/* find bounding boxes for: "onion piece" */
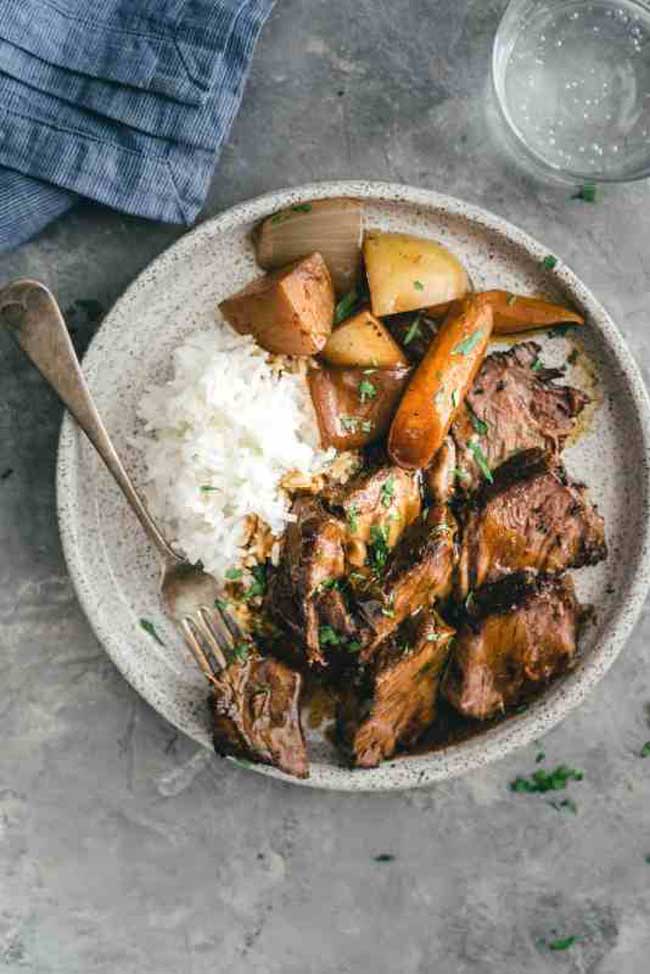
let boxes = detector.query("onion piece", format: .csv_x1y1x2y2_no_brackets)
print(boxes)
255,198,363,296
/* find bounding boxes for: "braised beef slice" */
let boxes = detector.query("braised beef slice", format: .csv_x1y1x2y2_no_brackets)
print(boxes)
265,495,347,667
339,611,455,768
210,652,308,778
457,449,606,599
443,574,579,720
451,342,589,492
325,464,421,568
357,504,457,659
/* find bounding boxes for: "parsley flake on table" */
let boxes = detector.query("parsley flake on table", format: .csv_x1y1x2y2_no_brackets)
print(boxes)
571,183,598,203
413,280,424,291
640,741,650,758
510,764,583,793
373,853,395,862
547,936,578,952
542,254,558,270
139,618,165,646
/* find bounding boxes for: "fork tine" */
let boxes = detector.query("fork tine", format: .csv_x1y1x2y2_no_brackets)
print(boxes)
180,618,220,686
197,607,230,670
213,600,244,643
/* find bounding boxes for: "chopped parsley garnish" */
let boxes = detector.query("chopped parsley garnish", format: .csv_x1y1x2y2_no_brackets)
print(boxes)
358,378,377,403
645,854,650,864
452,329,483,356
413,279,424,291
1,468,14,481
200,485,219,493
340,415,373,435
640,741,650,758
548,797,578,814
542,254,558,270
346,640,362,654
319,625,342,647
373,854,395,862
232,642,250,662
506,292,517,306
548,323,575,339
139,618,165,646
251,683,271,699
454,467,470,482
319,577,340,591
530,356,544,372
426,630,443,641
368,524,390,574
467,403,488,436
535,750,546,763
571,182,597,203
381,593,395,618
465,590,475,612
404,315,423,345
225,568,243,581
244,564,267,600
468,438,493,483
510,764,583,793
451,389,459,409
417,659,438,679
270,203,312,224
334,288,360,325
547,936,578,952
380,475,396,508
347,504,359,533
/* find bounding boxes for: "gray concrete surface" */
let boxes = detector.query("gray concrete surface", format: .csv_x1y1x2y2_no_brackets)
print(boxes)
2,1,650,971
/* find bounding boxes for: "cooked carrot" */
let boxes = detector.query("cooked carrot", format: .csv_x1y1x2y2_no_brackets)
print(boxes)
388,295,493,470
479,290,584,335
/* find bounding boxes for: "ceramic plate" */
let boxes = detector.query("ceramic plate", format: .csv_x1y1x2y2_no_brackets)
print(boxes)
56,181,650,791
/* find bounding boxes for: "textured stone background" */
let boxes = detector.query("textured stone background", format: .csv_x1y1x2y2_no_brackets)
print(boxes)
2,1,650,971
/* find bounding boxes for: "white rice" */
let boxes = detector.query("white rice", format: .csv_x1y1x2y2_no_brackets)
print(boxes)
137,326,329,579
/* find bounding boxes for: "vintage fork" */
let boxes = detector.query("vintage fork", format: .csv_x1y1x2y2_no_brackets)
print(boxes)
0,278,241,681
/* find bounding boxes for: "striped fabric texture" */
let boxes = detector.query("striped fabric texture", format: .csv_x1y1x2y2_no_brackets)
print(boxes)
0,0,274,252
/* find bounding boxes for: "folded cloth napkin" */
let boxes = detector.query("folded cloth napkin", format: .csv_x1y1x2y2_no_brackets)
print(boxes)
0,0,274,252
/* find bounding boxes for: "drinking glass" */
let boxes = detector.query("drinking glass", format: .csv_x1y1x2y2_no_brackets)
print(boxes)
492,0,650,182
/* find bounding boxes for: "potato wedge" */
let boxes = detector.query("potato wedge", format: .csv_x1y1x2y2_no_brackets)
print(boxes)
322,308,408,368
308,365,411,450
364,231,468,317
480,290,584,334
255,198,363,296
388,296,493,470
219,253,334,356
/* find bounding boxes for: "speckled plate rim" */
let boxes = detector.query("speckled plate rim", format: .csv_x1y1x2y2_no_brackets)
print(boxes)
56,179,650,791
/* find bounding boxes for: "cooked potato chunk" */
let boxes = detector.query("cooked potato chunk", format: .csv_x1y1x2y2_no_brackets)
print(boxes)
322,308,408,368
364,231,468,317
219,253,335,356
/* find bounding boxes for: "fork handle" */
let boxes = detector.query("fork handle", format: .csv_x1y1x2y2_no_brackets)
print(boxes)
0,279,181,567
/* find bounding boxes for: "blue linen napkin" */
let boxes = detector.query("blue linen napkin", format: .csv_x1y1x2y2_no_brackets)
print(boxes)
0,0,273,252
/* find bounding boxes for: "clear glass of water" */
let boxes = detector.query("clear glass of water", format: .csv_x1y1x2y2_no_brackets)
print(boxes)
492,0,650,182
